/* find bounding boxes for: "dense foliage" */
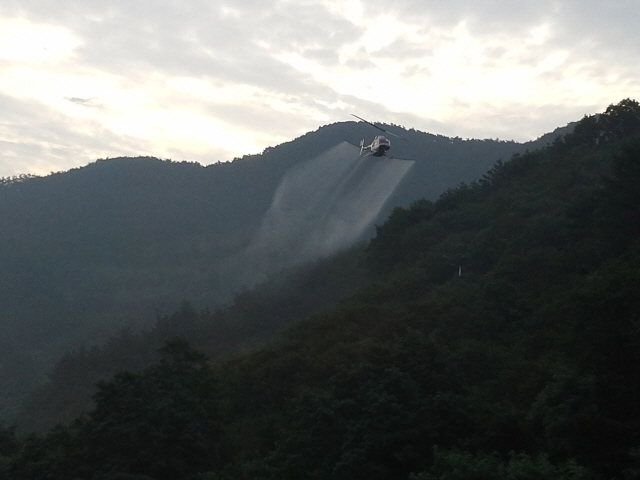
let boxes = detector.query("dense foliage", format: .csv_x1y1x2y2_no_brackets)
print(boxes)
0,121,534,421
17,247,367,430
2,100,640,479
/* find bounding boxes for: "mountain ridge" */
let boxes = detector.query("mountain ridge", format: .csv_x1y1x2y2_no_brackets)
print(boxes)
2,99,639,479
0,117,572,421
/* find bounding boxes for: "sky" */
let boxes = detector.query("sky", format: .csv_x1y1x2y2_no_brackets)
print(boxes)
1,0,639,178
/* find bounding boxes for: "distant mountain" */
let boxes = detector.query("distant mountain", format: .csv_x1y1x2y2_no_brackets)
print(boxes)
4,99,640,480
0,117,570,421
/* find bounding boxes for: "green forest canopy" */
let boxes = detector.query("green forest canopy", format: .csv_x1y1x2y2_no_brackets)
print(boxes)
2,99,640,479
0,117,538,423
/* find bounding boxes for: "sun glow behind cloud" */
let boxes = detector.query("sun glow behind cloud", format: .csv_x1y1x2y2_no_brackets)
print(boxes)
0,18,79,61
274,17,578,131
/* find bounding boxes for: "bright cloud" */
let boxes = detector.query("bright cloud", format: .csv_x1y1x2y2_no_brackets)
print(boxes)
0,0,639,177
0,18,79,61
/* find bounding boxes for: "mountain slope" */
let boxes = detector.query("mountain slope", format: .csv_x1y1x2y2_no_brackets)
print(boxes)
209,100,640,479
0,119,551,421
3,100,639,479
0,120,559,341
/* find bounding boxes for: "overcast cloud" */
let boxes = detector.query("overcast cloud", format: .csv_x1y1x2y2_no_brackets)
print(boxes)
1,0,638,177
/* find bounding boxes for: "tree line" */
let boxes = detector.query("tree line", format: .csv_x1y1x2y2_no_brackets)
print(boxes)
1,100,640,479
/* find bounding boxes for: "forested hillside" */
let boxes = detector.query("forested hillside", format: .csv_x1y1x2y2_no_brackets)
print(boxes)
0,116,547,422
2,99,639,479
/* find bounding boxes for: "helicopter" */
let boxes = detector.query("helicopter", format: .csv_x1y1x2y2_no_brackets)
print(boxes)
351,114,404,157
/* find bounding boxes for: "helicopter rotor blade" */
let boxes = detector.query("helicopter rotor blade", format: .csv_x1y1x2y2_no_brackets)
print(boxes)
351,114,406,141
382,129,406,141
351,114,385,132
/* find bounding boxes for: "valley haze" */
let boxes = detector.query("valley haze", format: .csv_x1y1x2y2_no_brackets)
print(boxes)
2,100,640,479
0,116,569,423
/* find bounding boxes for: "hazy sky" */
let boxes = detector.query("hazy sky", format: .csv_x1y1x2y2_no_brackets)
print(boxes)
1,0,638,177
